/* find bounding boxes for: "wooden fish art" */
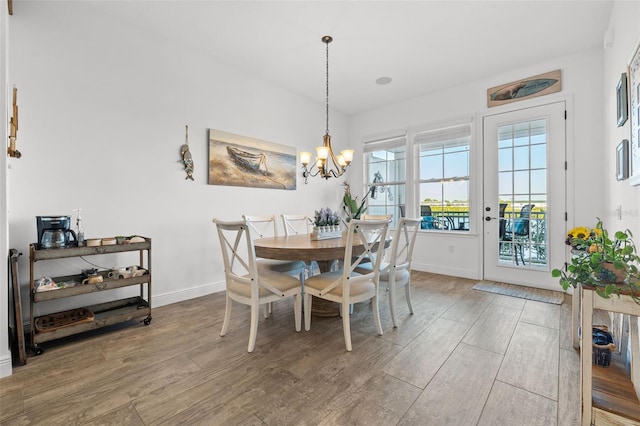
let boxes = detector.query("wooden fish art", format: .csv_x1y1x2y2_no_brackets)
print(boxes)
181,125,194,181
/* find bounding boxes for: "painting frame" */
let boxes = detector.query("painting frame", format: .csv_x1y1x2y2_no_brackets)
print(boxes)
616,139,629,181
628,38,640,186
487,69,561,108
617,72,628,127
208,129,297,190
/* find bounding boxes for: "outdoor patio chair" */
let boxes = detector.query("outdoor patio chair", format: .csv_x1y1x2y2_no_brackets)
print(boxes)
502,204,535,265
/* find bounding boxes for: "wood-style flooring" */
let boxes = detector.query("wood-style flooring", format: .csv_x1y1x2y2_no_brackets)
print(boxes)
0,271,581,425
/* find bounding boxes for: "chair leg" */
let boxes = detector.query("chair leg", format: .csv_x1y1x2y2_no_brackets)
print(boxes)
294,294,302,332
248,302,260,353
372,294,383,337
340,303,354,317
341,301,352,351
221,294,232,337
405,280,414,315
304,293,312,331
388,281,398,328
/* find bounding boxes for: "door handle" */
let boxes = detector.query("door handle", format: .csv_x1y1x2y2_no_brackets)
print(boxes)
485,216,498,221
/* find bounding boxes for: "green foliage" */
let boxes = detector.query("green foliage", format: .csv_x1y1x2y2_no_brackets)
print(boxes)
342,182,368,222
551,219,640,303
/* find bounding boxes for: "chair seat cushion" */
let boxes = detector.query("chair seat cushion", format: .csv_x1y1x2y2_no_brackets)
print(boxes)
257,259,306,274
305,271,375,298
353,262,410,283
228,270,301,298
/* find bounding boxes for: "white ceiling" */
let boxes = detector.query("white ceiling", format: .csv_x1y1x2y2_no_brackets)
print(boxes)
95,0,614,115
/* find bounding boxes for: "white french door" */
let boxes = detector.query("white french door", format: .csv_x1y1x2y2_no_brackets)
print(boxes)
482,102,566,290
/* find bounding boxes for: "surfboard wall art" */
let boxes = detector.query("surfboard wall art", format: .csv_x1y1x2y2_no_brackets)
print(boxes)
487,70,561,108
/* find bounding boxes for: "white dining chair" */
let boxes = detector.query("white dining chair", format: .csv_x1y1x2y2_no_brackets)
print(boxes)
281,213,320,276
213,218,302,352
355,214,392,265
243,214,308,278
303,218,391,351
355,217,421,327
281,213,313,236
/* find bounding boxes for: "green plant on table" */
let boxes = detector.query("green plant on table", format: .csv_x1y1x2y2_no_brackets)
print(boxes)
551,220,640,303
342,181,370,223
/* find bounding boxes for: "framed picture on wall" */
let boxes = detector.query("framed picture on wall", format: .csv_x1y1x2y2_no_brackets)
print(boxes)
628,39,640,186
617,73,628,127
617,139,629,181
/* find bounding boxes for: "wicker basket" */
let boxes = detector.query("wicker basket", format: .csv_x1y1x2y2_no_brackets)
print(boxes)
35,308,95,333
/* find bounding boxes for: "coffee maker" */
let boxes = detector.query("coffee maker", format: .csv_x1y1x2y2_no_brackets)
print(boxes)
36,216,77,249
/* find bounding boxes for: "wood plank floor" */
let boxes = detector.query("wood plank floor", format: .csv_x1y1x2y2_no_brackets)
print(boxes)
0,271,581,425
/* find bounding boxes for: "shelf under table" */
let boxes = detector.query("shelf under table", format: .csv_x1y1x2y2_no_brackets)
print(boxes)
33,296,150,345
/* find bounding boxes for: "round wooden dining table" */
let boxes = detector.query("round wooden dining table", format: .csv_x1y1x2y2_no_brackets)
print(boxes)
254,233,369,316
254,233,367,272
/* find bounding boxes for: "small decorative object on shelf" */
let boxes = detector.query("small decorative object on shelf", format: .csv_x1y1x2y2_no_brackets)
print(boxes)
551,219,640,303
311,207,341,240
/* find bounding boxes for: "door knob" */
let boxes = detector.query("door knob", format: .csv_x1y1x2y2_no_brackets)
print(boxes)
485,216,497,221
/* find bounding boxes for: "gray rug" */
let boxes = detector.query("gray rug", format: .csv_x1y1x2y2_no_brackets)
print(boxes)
473,281,564,305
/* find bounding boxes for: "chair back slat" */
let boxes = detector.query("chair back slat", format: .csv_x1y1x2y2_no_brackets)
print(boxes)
346,219,391,282
360,214,393,221
243,214,278,238
391,218,421,269
282,214,312,236
213,219,257,283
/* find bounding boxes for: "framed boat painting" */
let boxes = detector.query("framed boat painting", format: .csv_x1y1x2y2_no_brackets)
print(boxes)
628,39,640,186
208,129,297,190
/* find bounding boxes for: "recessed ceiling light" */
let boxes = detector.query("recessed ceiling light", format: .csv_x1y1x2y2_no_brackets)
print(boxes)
376,76,392,85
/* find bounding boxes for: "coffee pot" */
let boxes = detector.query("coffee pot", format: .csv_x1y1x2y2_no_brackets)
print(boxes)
36,216,77,249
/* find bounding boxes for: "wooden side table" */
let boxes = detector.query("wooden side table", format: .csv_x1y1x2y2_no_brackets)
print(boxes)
580,285,640,425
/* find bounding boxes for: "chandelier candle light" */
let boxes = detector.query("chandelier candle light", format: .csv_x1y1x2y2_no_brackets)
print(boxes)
300,36,354,184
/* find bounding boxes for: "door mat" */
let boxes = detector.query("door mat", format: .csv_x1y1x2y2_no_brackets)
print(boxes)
473,281,564,305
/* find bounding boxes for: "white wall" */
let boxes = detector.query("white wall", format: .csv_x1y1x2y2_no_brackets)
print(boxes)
603,0,640,235
1,1,11,378
350,49,606,279
7,2,349,322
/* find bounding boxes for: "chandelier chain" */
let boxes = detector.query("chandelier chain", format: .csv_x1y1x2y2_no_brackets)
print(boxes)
325,39,330,135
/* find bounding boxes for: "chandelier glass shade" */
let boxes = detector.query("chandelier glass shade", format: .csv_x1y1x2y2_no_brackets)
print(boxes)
300,35,353,184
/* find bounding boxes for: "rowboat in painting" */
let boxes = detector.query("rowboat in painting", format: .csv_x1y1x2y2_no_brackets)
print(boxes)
490,78,558,101
227,146,269,174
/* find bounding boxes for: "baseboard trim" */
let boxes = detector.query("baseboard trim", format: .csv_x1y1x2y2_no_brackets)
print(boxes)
411,261,481,281
0,352,13,378
152,280,225,308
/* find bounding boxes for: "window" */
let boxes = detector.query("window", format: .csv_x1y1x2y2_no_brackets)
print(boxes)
363,134,407,227
361,117,473,232
415,119,472,231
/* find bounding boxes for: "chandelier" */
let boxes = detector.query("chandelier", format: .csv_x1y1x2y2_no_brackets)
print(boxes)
300,35,354,184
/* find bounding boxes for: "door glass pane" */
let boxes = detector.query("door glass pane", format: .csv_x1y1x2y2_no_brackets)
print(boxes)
497,119,548,267
498,147,513,171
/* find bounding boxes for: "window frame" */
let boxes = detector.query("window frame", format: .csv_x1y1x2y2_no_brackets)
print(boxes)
362,133,407,228
362,116,474,233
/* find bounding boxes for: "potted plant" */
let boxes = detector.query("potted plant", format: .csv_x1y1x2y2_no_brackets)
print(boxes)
342,182,371,224
313,207,340,231
551,220,640,303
